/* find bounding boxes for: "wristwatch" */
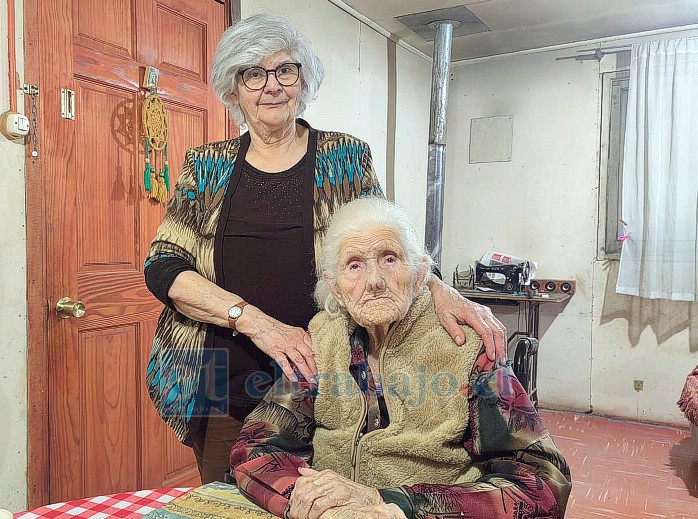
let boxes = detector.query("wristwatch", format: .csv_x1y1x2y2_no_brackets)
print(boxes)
227,301,248,336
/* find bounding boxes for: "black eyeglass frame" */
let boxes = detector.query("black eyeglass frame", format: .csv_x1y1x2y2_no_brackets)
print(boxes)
237,62,303,91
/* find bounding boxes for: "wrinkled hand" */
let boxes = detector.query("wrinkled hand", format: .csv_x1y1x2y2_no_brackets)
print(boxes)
428,277,507,363
319,503,406,519
288,467,382,519
239,307,317,383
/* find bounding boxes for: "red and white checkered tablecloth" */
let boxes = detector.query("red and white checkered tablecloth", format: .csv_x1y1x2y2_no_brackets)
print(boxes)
14,487,194,518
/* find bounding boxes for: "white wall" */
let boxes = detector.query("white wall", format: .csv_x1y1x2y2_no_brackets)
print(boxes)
394,45,431,240
445,30,698,423
0,0,28,510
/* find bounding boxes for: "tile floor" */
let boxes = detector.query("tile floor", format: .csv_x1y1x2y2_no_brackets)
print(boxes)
542,410,698,519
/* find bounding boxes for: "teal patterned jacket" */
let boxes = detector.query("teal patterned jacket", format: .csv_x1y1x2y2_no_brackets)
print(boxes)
144,120,383,445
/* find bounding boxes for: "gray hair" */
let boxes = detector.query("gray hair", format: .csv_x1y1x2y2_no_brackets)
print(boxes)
211,14,324,125
314,197,434,315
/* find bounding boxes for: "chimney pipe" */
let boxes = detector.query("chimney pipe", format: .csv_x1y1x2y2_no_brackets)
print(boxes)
425,20,455,269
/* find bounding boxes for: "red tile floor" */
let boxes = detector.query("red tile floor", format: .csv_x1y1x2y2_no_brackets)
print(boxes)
542,410,698,518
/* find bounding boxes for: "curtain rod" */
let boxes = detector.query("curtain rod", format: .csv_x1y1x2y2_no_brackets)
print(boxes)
452,23,698,66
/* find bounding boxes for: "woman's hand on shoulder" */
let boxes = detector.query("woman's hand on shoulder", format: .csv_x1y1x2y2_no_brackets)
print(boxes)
288,467,383,519
428,276,508,363
236,306,317,383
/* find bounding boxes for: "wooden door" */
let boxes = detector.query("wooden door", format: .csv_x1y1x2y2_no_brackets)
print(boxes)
35,0,226,502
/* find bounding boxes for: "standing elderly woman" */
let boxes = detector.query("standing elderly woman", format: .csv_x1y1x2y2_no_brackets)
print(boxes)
231,198,571,519
145,14,506,484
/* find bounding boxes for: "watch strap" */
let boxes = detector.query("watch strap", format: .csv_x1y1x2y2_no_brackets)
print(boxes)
228,301,248,335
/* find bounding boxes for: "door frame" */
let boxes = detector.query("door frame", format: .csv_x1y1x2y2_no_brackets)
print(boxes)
24,0,239,507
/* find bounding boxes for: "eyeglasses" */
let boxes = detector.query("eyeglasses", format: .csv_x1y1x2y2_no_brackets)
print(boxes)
237,62,302,90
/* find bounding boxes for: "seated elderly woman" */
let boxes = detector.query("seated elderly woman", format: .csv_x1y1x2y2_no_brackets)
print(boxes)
230,198,571,519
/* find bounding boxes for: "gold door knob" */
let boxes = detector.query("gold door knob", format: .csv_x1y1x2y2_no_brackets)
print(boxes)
56,297,86,319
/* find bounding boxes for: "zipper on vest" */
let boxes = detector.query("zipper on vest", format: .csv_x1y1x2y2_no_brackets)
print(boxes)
376,322,397,422
352,428,382,483
350,393,367,482
352,325,398,483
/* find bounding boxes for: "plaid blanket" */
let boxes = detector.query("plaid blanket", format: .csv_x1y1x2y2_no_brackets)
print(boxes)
678,366,698,426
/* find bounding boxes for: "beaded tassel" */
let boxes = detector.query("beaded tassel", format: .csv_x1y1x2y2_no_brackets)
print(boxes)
163,143,170,192
144,140,165,202
144,140,153,193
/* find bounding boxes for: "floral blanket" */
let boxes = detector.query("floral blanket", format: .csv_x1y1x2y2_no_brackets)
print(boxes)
678,366,698,426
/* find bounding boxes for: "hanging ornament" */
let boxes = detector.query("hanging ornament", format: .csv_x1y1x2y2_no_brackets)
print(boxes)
142,70,170,204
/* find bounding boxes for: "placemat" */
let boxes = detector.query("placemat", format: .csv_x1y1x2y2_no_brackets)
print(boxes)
144,482,275,518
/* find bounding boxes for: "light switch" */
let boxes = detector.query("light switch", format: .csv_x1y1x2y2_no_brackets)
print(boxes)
0,111,30,140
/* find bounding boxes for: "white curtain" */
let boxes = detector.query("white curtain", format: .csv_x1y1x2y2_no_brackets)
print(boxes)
616,38,698,302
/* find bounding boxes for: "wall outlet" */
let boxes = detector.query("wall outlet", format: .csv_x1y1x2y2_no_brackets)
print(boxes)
634,379,644,391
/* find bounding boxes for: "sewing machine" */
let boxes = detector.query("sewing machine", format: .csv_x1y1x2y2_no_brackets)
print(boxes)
474,261,529,294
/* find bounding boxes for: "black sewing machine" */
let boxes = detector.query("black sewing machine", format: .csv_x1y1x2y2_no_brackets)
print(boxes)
474,261,528,294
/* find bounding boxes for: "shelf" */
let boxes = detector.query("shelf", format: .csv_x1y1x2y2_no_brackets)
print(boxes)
457,288,571,305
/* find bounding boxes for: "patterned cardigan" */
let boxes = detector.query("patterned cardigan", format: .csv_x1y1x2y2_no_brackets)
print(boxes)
144,120,383,445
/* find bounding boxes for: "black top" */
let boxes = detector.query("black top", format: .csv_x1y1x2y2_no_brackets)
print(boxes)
213,157,316,408
144,258,195,308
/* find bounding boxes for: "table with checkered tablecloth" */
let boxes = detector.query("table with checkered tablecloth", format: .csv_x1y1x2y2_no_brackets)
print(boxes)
14,487,194,518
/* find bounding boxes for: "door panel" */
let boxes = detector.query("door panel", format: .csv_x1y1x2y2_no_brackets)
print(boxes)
43,0,226,502
75,81,138,270
73,0,136,59
157,7,207,80
77,271,161,321
165,104,206,171
81,325,139,497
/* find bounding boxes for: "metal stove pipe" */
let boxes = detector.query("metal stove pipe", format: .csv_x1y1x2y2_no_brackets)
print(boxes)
425,21,455,269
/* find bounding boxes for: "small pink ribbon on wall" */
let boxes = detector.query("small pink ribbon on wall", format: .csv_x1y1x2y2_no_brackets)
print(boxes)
617,218,630,242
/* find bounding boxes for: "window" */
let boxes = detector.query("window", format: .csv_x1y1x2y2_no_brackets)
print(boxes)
598,70,629,259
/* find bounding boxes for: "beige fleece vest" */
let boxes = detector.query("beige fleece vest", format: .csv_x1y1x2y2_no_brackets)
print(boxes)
308,289,483,488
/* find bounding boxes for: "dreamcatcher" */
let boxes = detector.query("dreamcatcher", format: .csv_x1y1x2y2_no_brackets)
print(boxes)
141,66,170,203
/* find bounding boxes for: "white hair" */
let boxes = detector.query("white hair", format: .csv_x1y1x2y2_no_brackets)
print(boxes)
211,14,324,125
314,197,434,315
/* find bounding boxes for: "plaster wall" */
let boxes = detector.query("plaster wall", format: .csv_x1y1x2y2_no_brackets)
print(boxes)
393,45,430,240
0,0,28,510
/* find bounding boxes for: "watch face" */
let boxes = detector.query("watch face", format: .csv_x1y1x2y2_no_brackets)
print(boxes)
229,306,243,319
